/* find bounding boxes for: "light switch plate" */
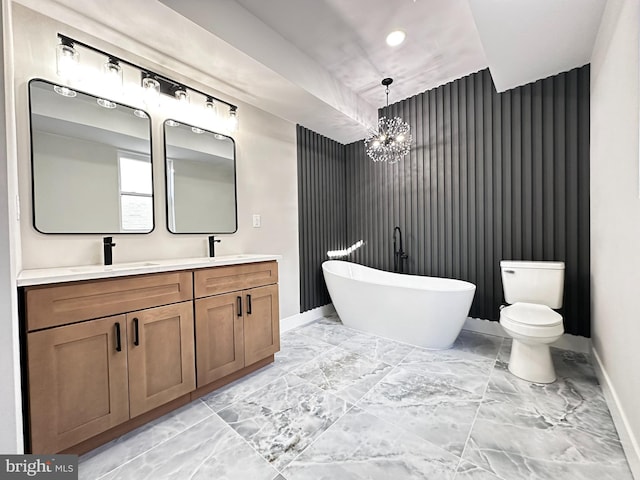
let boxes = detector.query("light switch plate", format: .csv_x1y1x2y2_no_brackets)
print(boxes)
252,214,261,228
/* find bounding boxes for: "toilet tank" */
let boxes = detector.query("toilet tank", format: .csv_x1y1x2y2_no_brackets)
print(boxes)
500,260,565,308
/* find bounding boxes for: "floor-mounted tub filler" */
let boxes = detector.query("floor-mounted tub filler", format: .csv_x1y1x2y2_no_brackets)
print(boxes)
322,260,476,349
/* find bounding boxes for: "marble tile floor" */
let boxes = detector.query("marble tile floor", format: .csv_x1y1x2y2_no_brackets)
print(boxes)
79,315,634,479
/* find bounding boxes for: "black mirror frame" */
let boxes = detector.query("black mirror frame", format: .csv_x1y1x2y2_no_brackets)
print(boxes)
28,78,155,235
163,118,238,235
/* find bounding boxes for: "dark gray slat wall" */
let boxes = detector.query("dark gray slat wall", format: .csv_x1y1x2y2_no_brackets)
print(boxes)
296,125,347,312
344,67,590,337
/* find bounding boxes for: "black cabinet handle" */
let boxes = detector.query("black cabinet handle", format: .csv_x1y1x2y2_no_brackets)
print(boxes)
133,317,139,346
247,294,252,315
237,296,243,317
115,322,122,352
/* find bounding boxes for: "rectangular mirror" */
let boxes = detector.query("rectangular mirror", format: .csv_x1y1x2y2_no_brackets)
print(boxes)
164,120,237,233
29,79,154,234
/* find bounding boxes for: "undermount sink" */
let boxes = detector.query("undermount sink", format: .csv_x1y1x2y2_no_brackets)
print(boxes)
69,262,160,273
212,254,250,261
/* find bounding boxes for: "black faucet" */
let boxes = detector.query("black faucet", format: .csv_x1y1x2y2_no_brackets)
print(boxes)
103,236,116,266
393,226,409,274
208,236,221,257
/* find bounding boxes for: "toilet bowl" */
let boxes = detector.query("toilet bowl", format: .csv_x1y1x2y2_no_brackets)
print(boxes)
500,261,565,384
500,302,563,383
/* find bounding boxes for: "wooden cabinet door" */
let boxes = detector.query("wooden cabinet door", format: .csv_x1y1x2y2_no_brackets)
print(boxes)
127,301,195,418
194,292,245,386
244,284,280,365
28,315,129,453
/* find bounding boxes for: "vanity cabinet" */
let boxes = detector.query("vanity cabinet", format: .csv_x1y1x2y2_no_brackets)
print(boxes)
25,272,195,454
22,259,280,455
194,262,279,386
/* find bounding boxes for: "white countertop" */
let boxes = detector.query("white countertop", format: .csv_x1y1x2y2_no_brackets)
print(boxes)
16,254,282,287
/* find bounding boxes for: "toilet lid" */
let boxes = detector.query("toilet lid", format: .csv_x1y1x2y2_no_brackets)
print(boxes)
501,302,563,327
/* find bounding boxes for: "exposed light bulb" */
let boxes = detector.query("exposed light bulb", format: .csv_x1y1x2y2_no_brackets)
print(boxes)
166,119,180,127
141,76,160,107
103,58,123,94
56,41,79,80
205,97,217,114
192,127,205,134
174,88,189,104
133,109,148,118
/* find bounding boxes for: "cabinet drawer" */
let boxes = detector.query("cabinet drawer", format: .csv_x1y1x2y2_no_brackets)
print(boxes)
25,271,193,331
194,261,278,298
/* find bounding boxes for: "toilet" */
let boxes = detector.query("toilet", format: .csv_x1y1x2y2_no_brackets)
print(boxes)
499,260,565,383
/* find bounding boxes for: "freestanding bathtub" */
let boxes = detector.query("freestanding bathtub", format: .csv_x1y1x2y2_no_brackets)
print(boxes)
322,260,476,349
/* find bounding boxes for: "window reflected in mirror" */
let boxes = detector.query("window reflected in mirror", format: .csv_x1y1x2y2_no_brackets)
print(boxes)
29,79,154,234
118,153,153,231
164,120,237,234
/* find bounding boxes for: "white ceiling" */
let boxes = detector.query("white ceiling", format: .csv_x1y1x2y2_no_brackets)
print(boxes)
468,0,607,92
159,0,605,142
232,0,489,106
20,0,606,144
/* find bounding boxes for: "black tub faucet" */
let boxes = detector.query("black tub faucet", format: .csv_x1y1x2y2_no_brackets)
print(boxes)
208,236,221,257
393,226,409,274
103,236,116,266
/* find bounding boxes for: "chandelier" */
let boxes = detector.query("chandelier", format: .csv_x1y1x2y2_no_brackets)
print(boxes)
364,78,412,163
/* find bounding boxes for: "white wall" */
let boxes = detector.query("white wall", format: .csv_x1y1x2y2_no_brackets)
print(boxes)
590,0,640,475
0,1,301,452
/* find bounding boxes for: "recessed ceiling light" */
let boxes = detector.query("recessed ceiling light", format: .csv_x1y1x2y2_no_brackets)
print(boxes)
386,30,406,47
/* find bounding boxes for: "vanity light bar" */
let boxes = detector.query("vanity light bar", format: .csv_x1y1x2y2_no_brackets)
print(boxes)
56,34,238,113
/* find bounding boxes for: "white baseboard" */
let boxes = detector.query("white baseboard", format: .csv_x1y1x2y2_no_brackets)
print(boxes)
462,317,592,354
592,347,640,479
280,304,336,333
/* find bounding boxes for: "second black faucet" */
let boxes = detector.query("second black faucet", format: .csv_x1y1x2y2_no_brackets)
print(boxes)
208,236,221,257
103,236,116,266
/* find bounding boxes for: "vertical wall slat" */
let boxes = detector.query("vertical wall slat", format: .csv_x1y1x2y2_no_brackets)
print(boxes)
577,66,591,337
451,81,461,279
492,76,503,316
542,77,555,259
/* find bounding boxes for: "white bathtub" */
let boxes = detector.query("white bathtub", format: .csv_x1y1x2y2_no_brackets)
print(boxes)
322,260,476,349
